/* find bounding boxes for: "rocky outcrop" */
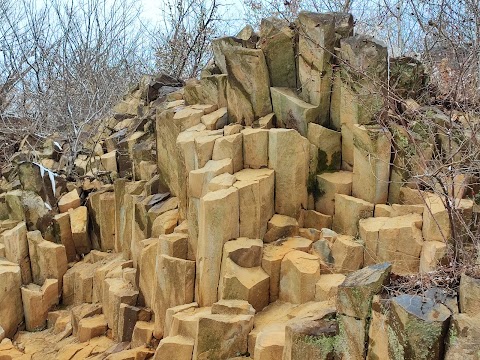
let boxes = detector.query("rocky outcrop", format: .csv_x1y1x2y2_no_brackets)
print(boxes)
0,10,475,360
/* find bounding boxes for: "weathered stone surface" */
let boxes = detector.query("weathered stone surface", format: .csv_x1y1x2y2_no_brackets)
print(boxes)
315,171,353,216
218,257,269,311
254,327,285,360
445,313,480,359
283,316,338,360
331,234,364,273
261,238,313,304
6,190,53,234
53,213,76,262
71,302,103,336
242,128,268,169
158,233,189,259
307,123,342,173
297,12,335,125
337,262,391,319
164,303,198,336
268,129,309,218
189,158,234,198
299,209,332,231
103,277,138,341
184,75,228,108
0,221,31,284
422,195,451,242
69,206,91,255
98,192,116,251
333,194,374,236
263,214,299,243
311,239,334,273
77,314,108,342
201,107,228,130
27,230,67,291
299,227,322,241
223,46,272,126
270,87,320,136
169,306,211,339
259,17,296,88
0,259,23,338
391,203,424,217
315,274,346,302
258,113,275,129
114,180,145,256
131,321,155,348
153,255,195,339
279,250,320,304
117,304,140,342
63,261,98,305
223,238,263,268
208,173,237,192
352,124,391,204
338,314,367,360
156,106,206,221
151,208,179,236
366,295,390,359
459,274,480,317
193,313,254,360
387,294,451,360
58,189,81,213
339,35,388,126
234,169,275,239
359,214,423,274
211,299,255,316
375,204,393,217
100,150,117,173
18,161,64,206
196,187,239,306
212,134,243,173
212,36,243,74
138,239,157,307
21,279,58,331
420,241,447,273
195,133,223,169
154,335,194,360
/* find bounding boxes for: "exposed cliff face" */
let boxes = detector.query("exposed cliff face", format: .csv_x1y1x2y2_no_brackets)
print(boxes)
0,11,478,360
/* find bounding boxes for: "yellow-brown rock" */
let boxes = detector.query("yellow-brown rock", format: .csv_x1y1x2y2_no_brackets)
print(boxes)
0,221,31,284
154,335,194,360
152,255,195,339
196,187,239,307
193,313,254,360
234,169,274,239
58,189,81,213
263,214,299,243
279,250,320,303
330,234,364,273
27,230,67,292
242,128,268,169
212,133,244,173
21,279,59,331
0,259,23,338
268,129,309,218
77,314,108,342
332,194,374,236
69,206,91,254
315,274,346,302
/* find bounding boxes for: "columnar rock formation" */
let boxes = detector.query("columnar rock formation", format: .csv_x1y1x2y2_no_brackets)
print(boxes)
0,11,478,360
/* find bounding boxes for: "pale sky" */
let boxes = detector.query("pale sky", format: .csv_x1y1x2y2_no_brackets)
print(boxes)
140,0,245,33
